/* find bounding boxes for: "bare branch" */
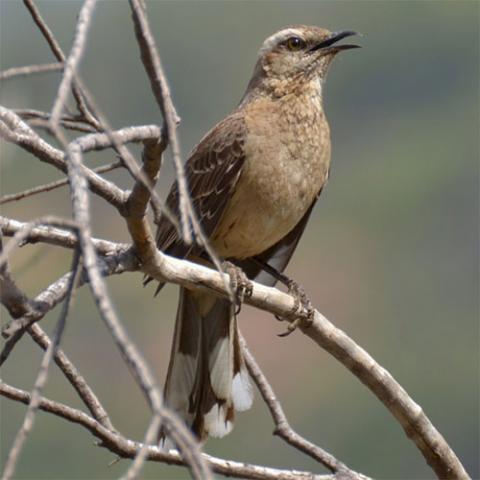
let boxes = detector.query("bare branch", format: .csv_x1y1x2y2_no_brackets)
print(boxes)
0,62,63,81
241,336,355,475
23,0,100,127
1,3,468,476
0,216,124,255
0,216,77,270
297,311,469,480
64,137,210,478
15,109,97,133
128,0,194,243
0,243,135,341
0,234,35,319
0,244,114,431
124,140,165,268
0,381,337,480
131,247,470,479
28,323,115,431
49,0,97,128
1,209,467,478
0,161,122,205
0,201,472,479
2,248,82,480
0,107,165,210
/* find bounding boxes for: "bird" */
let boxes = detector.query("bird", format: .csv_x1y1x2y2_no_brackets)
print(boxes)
153,25,359,441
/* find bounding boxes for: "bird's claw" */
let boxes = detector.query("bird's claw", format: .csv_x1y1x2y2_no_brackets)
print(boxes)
277,278,314,337
223,261,253,315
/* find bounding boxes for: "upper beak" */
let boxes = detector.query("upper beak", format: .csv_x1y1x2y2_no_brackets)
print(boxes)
309,30,361,53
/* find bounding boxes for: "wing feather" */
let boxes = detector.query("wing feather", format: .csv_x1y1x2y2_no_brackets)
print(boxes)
156,112,247,258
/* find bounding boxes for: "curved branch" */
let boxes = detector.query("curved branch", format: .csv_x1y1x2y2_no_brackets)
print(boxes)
22,0,100,127
128,0,193,243
2,249,82,480
0,210,471,479
138,249,470,479
0,107,163,211
0,161,122,205
28,323,115,431
0,216,125,254
241,336,358,476
0,381,335,480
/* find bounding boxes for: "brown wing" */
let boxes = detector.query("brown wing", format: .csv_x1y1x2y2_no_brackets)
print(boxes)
156,111,247,259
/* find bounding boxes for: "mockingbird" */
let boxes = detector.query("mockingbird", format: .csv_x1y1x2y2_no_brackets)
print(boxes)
154,25,359,440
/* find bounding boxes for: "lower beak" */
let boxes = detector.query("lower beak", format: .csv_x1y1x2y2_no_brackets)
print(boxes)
310,30,361,53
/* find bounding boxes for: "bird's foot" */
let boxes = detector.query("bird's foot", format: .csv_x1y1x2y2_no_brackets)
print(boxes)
222,261,253,315
277,278,314,337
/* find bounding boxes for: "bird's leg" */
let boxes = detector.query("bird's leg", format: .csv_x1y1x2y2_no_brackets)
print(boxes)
252,258,314,336
277,278,314,337
222,261,253,315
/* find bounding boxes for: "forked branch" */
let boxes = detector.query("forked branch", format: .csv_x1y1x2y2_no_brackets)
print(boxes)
0,1,470,479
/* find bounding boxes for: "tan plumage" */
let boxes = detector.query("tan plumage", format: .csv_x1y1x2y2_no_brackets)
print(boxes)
154,25,359,440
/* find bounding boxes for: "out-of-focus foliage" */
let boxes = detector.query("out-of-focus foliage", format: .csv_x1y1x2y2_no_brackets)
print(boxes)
0,1,478,479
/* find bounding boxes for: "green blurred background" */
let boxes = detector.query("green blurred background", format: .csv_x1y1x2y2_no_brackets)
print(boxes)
1,1,478,479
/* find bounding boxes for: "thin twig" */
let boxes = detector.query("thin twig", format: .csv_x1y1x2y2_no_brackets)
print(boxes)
64,134,210,479
0,216,77,270
0,381,331,480
68,91,180,231
120,136,176,480
0,216,124,255
28,323,115,431
0,244,135,342
1,105,178,228
0,62,63,81
0,161,122,205
0,211,469,478
15,108,97,133
49,0,97,129
121,414,162,480
241,335,355,475
129,244,471,480
0,233,35,319
23,0,100,127
0,107,165,210
1,248,82,480
129,0,194,243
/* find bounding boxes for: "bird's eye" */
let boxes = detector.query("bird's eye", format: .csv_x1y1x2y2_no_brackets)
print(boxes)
284,36,307,52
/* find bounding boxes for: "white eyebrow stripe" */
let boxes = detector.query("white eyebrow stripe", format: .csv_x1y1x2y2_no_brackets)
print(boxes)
258,28,304,56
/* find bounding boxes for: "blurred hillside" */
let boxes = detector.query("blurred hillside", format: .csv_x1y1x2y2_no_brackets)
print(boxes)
0,1,478,479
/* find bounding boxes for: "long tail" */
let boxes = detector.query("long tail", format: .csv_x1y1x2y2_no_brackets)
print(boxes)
163,287,253,440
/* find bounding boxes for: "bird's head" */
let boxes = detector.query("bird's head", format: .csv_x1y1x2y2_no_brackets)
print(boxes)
244,25,360,99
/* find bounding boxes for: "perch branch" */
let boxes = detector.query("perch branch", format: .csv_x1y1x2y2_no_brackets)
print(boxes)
1,215,468,478
0,210,472,480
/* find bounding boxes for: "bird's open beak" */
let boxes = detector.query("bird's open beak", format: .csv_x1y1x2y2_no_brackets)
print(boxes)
310,30,361,53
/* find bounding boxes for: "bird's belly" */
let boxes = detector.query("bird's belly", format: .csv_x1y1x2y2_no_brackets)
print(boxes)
211,152,327,259
211,199,299,259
